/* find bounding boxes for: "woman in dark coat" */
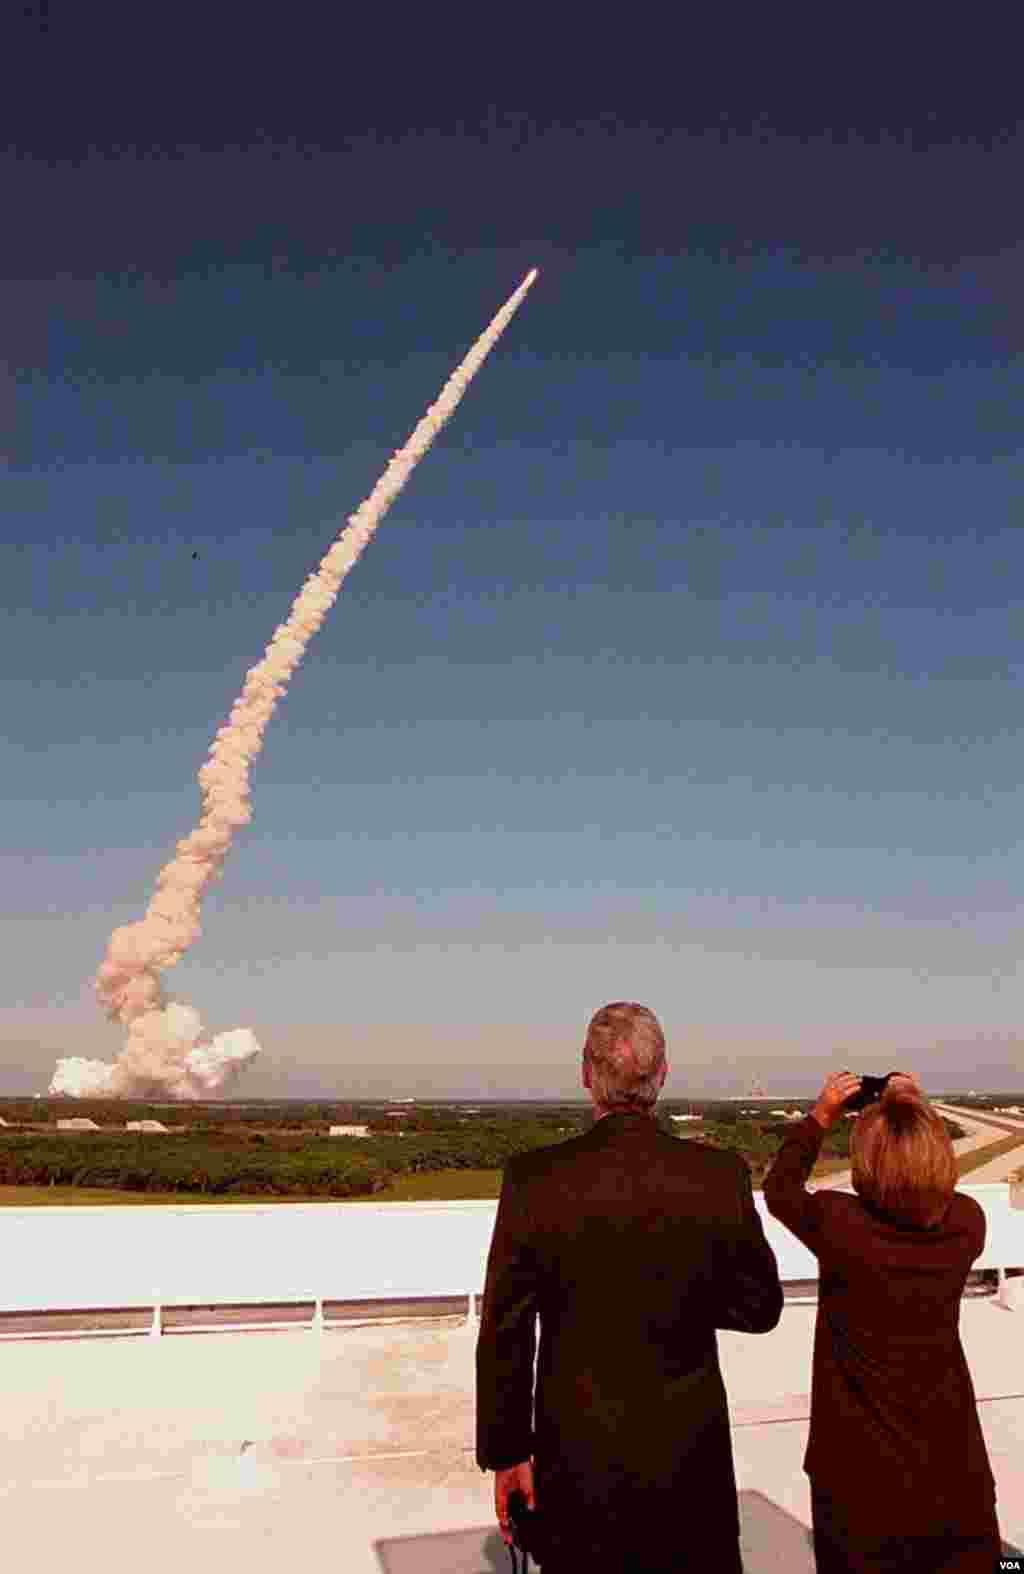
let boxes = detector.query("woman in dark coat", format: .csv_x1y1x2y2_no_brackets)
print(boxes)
763,1069,1002,1573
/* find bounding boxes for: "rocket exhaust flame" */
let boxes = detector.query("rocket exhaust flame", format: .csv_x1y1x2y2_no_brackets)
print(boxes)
51,269,539,1099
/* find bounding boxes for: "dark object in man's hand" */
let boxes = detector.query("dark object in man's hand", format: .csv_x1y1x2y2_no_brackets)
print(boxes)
507,1489,552,1564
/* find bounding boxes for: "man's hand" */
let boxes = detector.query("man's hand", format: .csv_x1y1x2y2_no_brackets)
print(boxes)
494,1457,535,1547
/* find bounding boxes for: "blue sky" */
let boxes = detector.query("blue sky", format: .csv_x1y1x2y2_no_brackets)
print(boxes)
4,32,1023,1097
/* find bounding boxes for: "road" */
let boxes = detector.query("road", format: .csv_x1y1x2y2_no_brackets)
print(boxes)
811,1103,1024,1190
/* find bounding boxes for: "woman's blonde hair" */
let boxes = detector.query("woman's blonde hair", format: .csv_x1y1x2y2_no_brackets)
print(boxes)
850,1088,958,1230
583,1002,666,1113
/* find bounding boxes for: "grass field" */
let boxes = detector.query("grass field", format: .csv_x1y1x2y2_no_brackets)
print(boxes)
0,1154,856,1206
0,1127,1017,1208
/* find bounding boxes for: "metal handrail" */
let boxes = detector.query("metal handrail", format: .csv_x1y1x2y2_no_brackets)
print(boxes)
0,1265,1020,1342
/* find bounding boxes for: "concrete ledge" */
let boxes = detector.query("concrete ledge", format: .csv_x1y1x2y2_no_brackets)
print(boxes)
0,1272,1012,1344
997,1272,1024,1311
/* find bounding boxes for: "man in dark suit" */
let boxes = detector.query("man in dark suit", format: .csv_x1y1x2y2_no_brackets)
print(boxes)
475,1002,784,1573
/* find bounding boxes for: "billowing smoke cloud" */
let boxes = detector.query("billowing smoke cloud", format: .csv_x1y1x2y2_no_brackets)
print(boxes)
50,1010,260,1100
51,269,539,1099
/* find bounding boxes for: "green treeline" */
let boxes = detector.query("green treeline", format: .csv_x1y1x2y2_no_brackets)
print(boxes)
0,1106,966,1199
0,1117,561,1198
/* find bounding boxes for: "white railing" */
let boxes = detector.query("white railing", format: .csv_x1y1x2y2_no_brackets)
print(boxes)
0,1183,1021,1339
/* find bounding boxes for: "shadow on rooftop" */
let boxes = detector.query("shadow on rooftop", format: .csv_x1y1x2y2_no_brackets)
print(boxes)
373,1489,1024,1571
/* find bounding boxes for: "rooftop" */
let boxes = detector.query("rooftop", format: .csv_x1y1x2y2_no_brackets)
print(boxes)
1,1290,1021,1572
1,1099,1021,1571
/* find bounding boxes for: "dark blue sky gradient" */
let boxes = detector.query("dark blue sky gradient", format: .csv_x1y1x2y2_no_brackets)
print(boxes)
4,19,1024,1096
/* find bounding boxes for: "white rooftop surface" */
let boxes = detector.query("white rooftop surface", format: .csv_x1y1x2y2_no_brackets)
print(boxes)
0,1100,1021,1571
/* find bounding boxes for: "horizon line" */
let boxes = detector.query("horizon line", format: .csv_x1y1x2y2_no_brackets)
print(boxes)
6,1088,1020,1106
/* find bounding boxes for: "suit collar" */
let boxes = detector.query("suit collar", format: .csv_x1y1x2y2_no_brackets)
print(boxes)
584,1110,659,1141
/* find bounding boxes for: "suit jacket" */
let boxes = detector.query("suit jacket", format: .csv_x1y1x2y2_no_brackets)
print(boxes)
475,1110,782,1566
476,1109,998,1564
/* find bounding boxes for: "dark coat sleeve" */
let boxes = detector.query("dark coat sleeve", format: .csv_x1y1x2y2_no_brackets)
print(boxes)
761,1112,830,1253
475,1157,538,1471
711,1150,785,1333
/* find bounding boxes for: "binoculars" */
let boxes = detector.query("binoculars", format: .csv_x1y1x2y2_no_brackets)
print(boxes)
842,1071,902,1113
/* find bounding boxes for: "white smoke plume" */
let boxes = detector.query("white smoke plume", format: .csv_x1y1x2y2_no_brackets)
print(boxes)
50,1009,260,1100
53,269,539,1100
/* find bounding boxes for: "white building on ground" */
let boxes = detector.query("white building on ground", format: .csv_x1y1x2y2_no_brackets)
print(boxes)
330,1124,405,1138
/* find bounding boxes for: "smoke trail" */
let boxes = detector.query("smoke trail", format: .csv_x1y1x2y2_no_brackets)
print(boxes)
51,269,538,1099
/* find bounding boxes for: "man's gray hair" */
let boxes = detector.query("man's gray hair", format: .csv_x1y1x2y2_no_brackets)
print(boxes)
584,1002,666,1112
